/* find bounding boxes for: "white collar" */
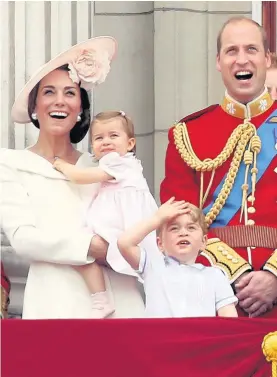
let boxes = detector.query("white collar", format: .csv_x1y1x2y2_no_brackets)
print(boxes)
164,255,205,270
0,149,93,180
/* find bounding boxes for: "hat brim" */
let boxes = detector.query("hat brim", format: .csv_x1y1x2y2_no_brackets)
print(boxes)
11,36,117,124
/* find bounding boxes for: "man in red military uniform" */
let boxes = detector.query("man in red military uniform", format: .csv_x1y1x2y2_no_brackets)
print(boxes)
160,17,277,318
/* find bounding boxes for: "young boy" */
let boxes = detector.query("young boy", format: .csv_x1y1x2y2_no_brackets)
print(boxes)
118,197,238,318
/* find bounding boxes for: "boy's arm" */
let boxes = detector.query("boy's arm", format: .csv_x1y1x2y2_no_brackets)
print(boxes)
217,304,238,317
118,198,191,270
117,215,161,270
53,158,113,184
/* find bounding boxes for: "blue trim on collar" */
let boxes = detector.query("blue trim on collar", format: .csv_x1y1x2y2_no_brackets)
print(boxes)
163,255,205,270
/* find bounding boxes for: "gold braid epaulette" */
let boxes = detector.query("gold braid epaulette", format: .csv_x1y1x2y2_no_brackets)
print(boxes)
173,121,261,226
202,238,252,283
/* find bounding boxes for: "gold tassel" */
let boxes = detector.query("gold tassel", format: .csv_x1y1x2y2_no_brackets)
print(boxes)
250,135,261,205
240,149,253,221
262,332,277,377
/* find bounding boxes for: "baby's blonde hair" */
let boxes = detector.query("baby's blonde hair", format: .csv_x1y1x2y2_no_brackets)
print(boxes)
91,111,136,153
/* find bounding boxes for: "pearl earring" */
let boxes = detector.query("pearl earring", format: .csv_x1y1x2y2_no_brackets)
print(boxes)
31,113,37,120
77,114,82,122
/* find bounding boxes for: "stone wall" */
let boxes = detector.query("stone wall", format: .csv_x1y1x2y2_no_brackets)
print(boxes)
1,1,252,315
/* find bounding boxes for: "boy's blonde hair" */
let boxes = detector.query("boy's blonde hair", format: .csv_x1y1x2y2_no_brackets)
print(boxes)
158,202,208,236
91,111,136,153
186,203,208,235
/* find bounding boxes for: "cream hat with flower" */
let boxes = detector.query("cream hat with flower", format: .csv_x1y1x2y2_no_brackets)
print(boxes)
12,36,117,123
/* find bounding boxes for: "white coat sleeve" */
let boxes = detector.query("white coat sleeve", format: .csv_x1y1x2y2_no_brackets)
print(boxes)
0,164,93,265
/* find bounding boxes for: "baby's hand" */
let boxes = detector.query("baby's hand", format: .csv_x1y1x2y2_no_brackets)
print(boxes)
53,158,79,181
53,157,68,172
156,197,190,223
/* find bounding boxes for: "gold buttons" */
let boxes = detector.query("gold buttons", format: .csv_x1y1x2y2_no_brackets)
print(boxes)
247,219,255,226
247,207,256,214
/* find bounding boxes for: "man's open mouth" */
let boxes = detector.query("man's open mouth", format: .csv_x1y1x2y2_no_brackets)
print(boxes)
49,112,68,119
235,71,253,80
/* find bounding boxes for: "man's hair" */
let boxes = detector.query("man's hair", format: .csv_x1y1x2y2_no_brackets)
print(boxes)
91,111,136,152
217,17,269,54
269,52,277,69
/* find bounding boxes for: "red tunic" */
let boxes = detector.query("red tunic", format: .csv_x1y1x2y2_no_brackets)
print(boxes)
160,101,277,318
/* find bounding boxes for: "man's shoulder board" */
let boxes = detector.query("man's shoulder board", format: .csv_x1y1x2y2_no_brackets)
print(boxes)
179,104,219,124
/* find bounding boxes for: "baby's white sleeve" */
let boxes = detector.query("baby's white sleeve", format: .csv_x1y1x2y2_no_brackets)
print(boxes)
98,152,129,182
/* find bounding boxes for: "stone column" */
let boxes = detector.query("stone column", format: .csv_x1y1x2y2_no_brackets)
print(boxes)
0,0,95,316
93,1,155,192
1,1,15,149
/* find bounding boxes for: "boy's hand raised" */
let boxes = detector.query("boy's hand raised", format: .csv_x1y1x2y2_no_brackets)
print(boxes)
155,197,191,224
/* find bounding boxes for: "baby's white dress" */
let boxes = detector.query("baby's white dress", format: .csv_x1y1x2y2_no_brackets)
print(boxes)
86,152,158,277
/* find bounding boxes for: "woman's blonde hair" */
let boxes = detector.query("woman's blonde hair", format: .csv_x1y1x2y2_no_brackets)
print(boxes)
91,111,136,152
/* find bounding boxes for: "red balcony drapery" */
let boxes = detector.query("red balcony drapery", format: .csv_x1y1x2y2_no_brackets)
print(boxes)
2,317,276,377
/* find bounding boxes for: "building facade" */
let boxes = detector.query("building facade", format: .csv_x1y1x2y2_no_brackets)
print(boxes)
1,1,259,315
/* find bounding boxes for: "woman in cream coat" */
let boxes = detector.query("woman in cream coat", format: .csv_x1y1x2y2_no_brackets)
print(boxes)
0,37,145,319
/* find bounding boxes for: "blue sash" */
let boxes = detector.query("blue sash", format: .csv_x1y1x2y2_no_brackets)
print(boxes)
203,110,277,228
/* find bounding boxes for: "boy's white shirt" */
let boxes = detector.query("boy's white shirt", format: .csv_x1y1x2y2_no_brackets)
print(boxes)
137,245,238,318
